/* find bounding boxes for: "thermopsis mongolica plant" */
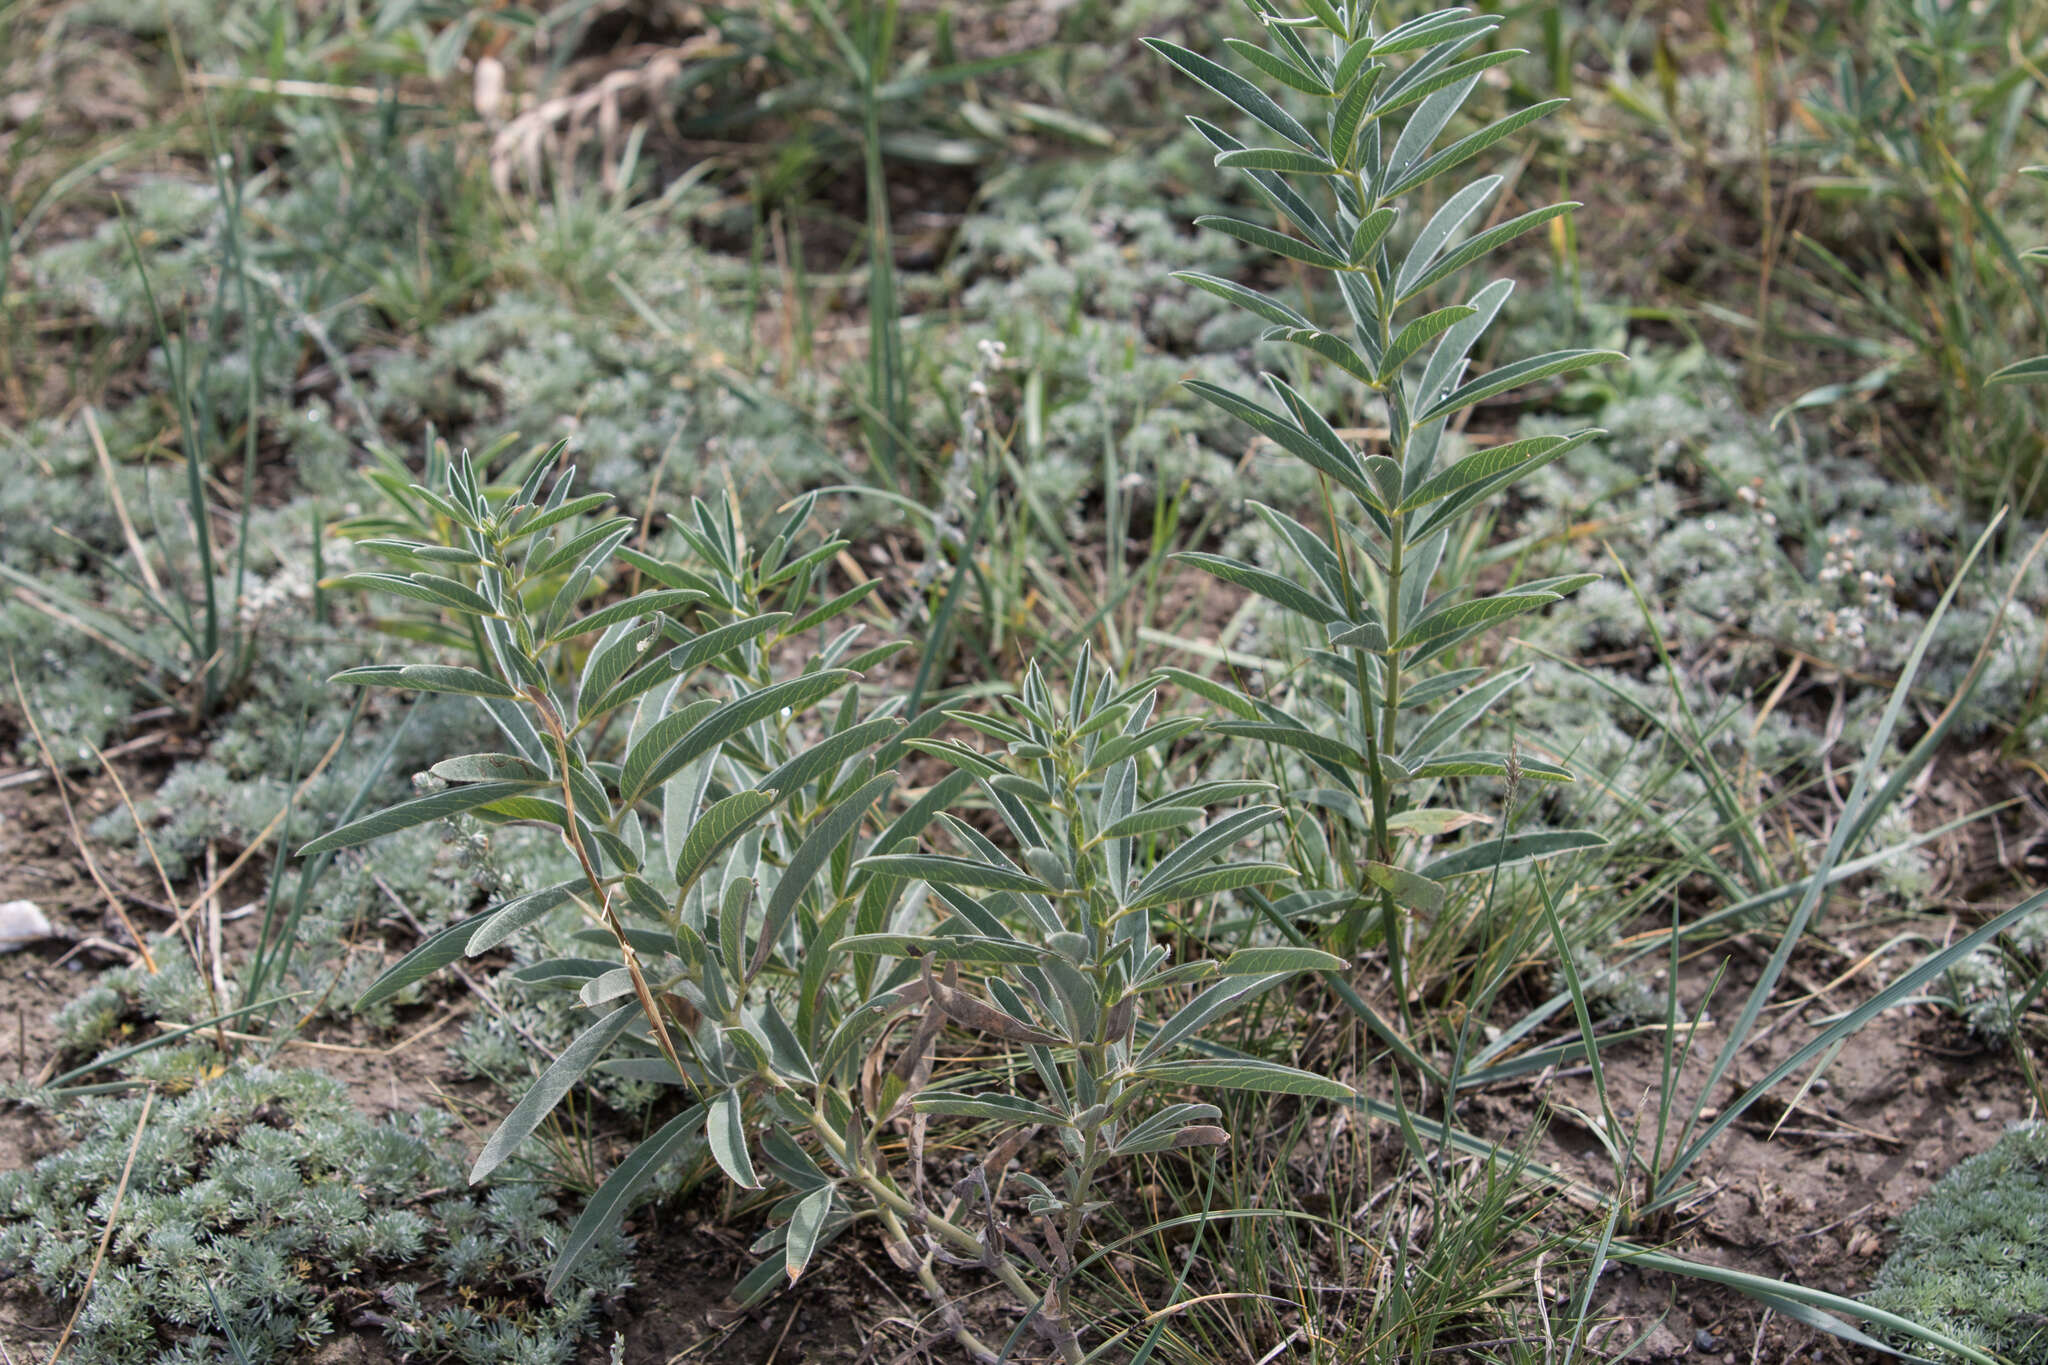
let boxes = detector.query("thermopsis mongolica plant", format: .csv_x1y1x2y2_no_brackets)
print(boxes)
310,451,1344,1360
1148,3,1621,1032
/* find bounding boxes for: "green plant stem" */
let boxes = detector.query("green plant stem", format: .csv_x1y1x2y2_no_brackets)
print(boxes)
1375,512,1409,1030
807,1104,1084,1364
874,1202,1001,1362
526,686,693,1088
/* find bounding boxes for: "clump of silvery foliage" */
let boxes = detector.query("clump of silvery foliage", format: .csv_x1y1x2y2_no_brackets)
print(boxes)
6,947,628,1365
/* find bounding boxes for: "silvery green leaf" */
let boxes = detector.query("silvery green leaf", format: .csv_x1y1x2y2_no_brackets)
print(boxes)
1415,348,1625,425
674,790,777,894
300,780,546,857
1385,99,1568,198
623,671,855,804
330,664,516,698
1184,381,1376,506
1143,39,1323,152
1124,862,1296,912
472,1003,637,1183
1363,860,1447,912
1218,946,1347,974
1136,1057,1350,1101
332,572,498,616
752,772,894,979
1399,203,1578,303
550,588,706,645
1194,215,1351,271
708,1088,760,1189
546,1102,707,1296
1406,750,1574,783
1223,36,1331,95
428,752,548,783
853,853,1048,893
356,912,498,1011
1170,272,1313,329
1395,175,1500,295
785,1185,834,1283
1395,592,1560,650
465,879,585,955
912,1091,1069,1124
1175,552,1347,626
1420,830,1610,880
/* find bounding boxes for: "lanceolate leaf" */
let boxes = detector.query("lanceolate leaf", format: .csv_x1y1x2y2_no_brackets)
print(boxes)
653,611,791,678
912,1091,1069,1124
1350,205,1398,261
1420,829,1610,880
1364,860,1447,912
1194,216,1351,271
465,879,586,955
1215,148,1341,176
357,912,498,1010
1222,37,1331,95
1407,751,1575,783
1184,381,1375,504
1987,355,2048,386
1137,1057,1350,1101
1124,861,1296,912
549,588,706,644
330,664,516,699
854,853,1050,894
1275,329,1379,384
623,670,855,803
1395,176,1500,296
1385,99,1569,198
1096,806,1206,844
1142,39,1323,154
785,1186,835,1282
301,781,546,857
1399,202,1580,302
762,716,902,796
1171,272,1313,330
1416,349,1625,424
1371,11,1501,57
674,790,778,893
472,1003,637,1183
751,772,894,979
1399,431,1597,511
1141,973,1294,1062
1175,552,1347,625
1208,721,1370,774
546,1103,707,1296
1380,305,1478,378
1218,946,1346,974
333,572,498,616
708,1088,760,1189
429,752,548,782
1395,591,1560,650
1401,664,1533,764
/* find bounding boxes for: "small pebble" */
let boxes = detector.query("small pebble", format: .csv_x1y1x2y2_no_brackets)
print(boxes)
0,900,53,951
1974,1105,1994,1121
1695,1330,1722,1353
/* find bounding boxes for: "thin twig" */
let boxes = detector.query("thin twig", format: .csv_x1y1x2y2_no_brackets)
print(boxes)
46,1087,156,1364
11,667,157,973
82,406,164,600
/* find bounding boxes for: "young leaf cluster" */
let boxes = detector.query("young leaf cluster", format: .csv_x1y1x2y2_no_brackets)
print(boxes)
1148,3,1622,1013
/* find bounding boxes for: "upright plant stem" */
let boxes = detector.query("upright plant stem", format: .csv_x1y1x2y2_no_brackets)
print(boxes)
1376,514,1408,1030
